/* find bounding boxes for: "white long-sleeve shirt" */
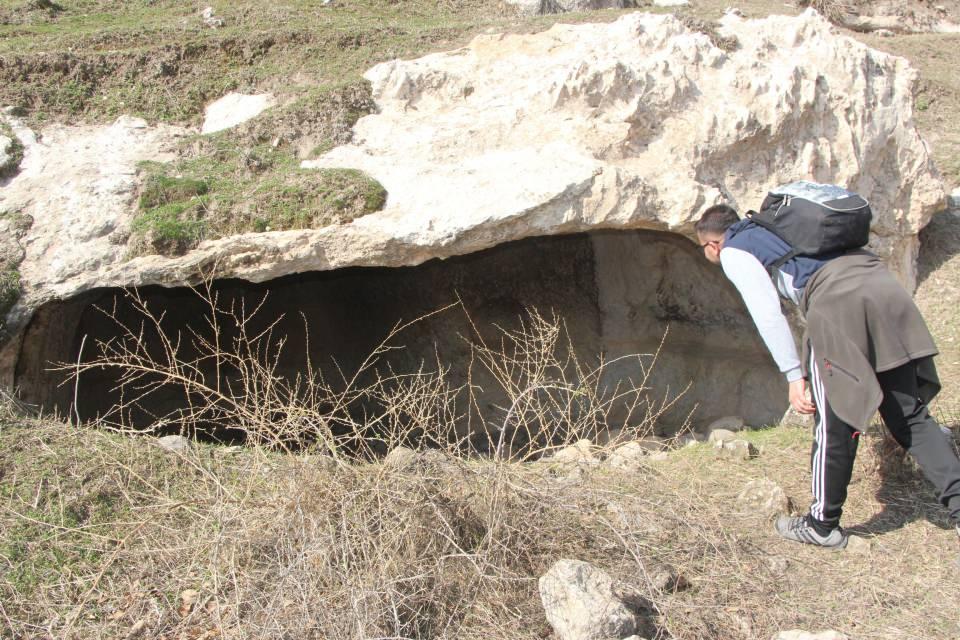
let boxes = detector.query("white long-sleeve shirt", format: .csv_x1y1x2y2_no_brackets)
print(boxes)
720,247,804,383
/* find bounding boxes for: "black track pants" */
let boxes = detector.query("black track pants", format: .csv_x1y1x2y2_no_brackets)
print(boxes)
807,352,960,530
876,360,960,524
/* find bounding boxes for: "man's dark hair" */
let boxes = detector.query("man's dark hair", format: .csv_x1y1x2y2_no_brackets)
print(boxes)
695,204,740,235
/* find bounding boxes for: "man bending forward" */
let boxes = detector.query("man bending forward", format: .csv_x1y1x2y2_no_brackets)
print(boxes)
696,203,960,549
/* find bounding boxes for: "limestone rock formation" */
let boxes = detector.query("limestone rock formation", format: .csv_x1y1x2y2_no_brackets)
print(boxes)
305,10,943,287
0,11,947,426
201,93,277,135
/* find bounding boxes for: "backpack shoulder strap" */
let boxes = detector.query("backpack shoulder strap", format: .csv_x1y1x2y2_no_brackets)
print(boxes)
742,210,796,280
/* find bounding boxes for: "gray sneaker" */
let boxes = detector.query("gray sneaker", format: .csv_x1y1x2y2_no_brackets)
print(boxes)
775,515,848,549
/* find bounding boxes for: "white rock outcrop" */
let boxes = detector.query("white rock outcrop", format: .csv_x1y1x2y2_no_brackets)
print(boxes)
305,9,942,287
0,115,186,304
0,11,946,394
201,92,277,134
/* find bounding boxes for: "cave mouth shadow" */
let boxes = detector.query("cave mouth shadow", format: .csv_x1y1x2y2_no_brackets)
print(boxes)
15,229,787,451
917,208,960,287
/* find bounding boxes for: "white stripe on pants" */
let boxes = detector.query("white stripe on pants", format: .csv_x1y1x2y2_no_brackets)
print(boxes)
809,346,828,522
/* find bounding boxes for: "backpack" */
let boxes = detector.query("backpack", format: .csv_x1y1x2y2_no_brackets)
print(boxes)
745,181,872,273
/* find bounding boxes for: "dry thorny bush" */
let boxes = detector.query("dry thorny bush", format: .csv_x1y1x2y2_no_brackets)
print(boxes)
1,283,696,639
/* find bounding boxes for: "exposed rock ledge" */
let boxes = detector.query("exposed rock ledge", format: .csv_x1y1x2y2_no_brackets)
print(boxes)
0,9,947,389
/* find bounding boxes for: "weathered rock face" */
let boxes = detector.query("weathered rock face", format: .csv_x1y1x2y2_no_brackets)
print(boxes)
0,11,946,431
305,9,943,285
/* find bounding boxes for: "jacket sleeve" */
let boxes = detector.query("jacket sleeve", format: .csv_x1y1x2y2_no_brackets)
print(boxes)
720,247,803,382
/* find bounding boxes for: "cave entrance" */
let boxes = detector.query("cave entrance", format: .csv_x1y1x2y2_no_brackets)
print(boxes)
15,230,785,450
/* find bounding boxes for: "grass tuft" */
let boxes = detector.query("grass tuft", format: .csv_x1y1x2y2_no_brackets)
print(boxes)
0,121,25,179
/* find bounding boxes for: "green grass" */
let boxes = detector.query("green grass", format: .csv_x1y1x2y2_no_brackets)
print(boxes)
0,0,520,126
0,120,24,179
129,129,387,256
0,268,20,323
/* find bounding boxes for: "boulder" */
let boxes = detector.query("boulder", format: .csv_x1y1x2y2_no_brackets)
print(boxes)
539,559,652,640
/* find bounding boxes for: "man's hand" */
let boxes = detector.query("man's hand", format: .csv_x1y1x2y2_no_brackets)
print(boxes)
789,378,815,415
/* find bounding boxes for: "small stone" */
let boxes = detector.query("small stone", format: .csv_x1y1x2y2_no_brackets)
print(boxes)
708,428,739,444
772,631,849,640
844,536,872,555
178,589,199,615
606,441,647,471
551,439,598,465
737,479,791,516
649,568,690,593
767,556,789,575
716,439,758,460
201,7,224,28
383,446,418,469
875,28,895,37
157,435,191,453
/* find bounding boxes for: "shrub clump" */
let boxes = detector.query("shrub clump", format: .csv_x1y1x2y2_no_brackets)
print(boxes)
0,269,21,324
0,122,25,180
129,173,210,256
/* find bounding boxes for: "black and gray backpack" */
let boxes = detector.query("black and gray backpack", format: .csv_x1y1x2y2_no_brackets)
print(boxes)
746,181,872,273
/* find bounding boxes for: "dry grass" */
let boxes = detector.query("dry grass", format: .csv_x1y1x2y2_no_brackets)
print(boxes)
916,209,960,415
3,405,959,638
2,284,960,639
